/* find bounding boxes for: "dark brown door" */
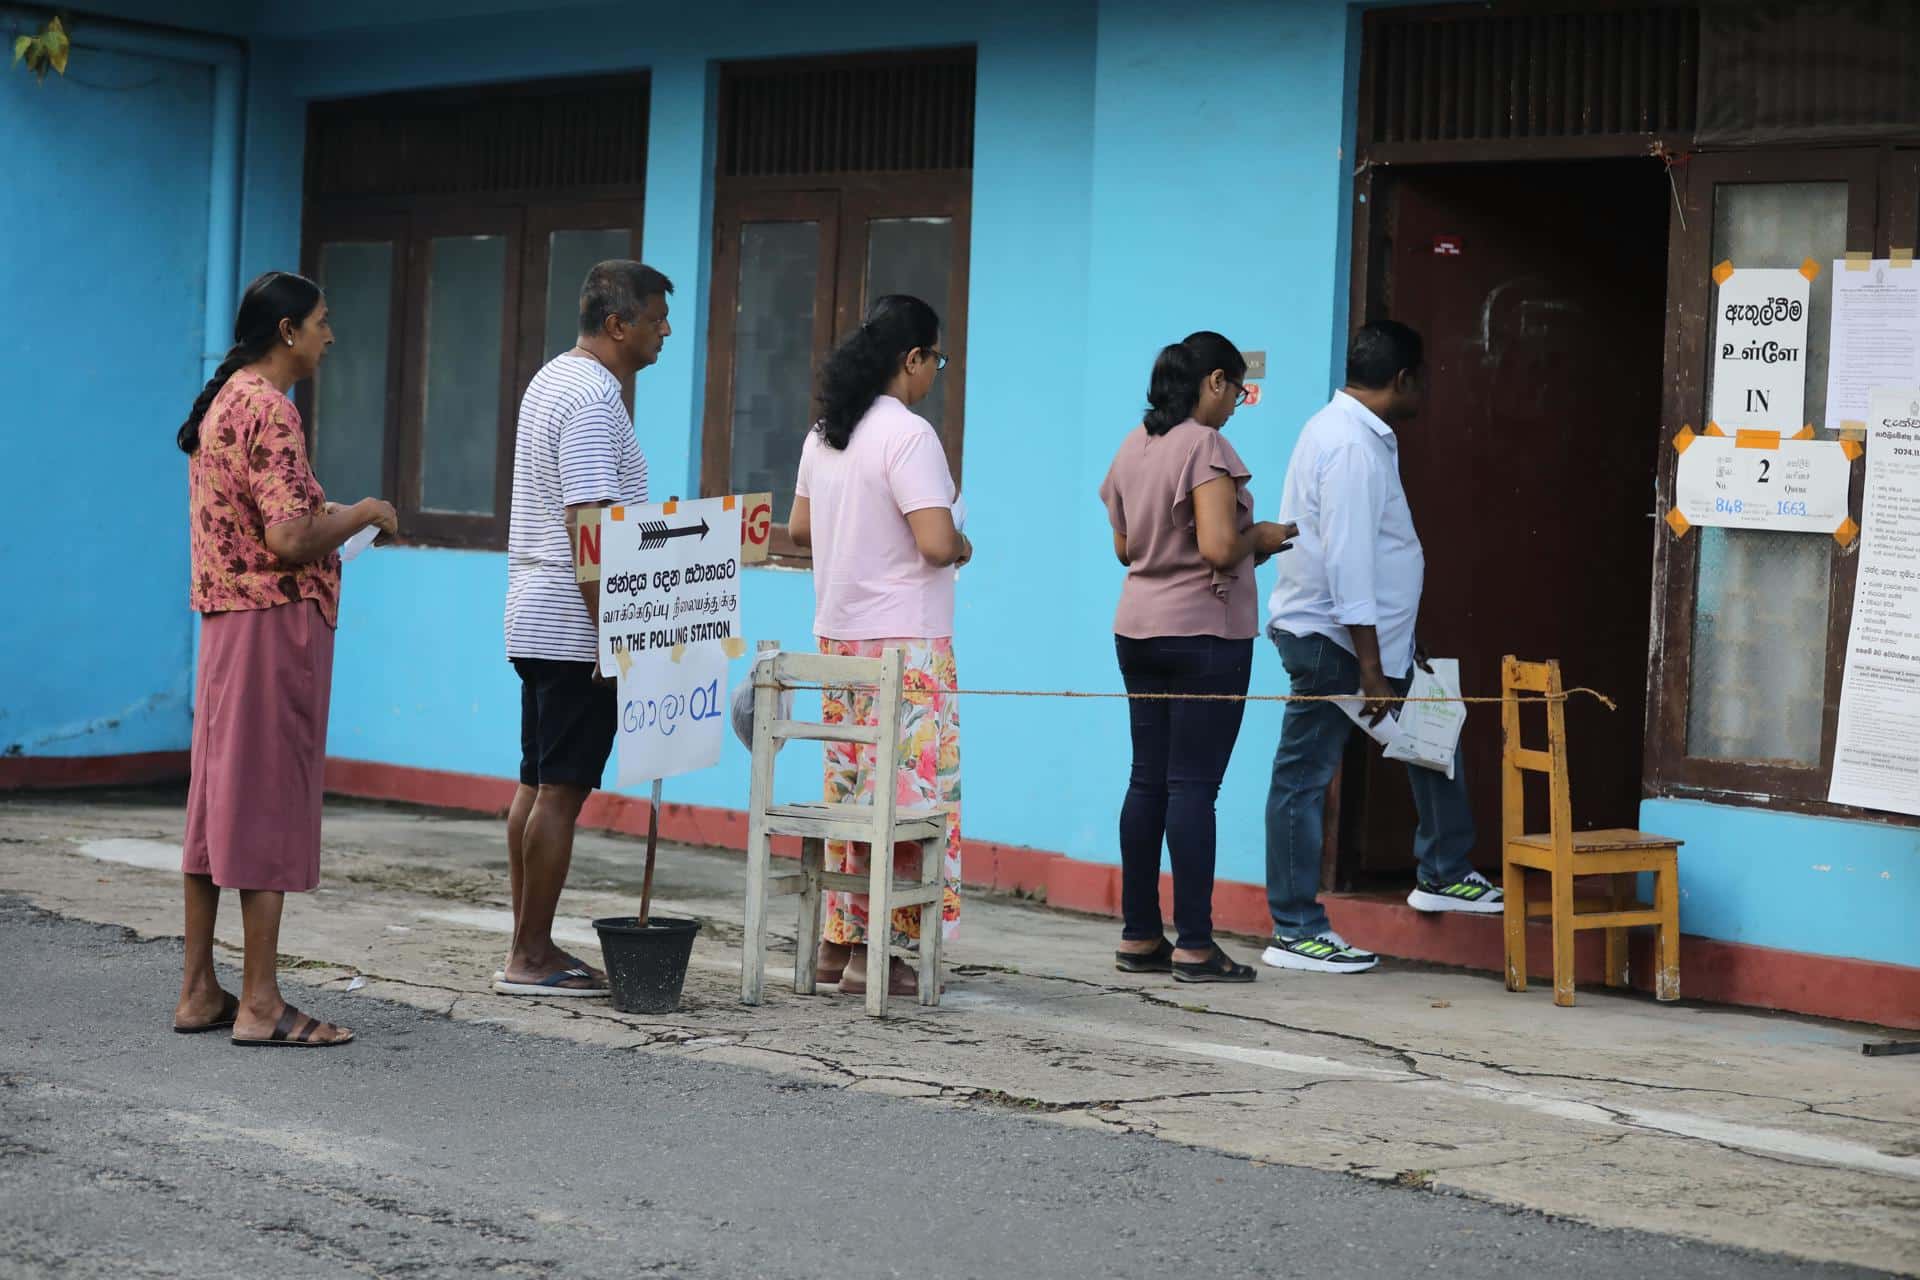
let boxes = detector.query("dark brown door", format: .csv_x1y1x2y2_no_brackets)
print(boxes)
1346,160,1669,876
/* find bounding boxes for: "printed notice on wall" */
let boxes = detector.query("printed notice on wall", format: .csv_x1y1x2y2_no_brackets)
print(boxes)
1829,387,1920,816
1711,266,1810,431
1824,261,1920,433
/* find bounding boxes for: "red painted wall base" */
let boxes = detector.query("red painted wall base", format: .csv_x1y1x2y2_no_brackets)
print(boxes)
0,751,190,790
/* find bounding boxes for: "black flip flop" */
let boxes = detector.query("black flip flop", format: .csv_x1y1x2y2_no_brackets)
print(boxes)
172,990,240,1034
1115,938,1175,973
1172,946,1256,984
231,1004,354,1048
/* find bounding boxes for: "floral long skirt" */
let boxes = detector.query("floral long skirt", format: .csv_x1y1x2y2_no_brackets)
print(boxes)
819,636,962,949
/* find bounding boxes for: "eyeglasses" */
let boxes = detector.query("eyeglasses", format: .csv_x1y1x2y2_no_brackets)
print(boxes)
923,348,950,372
1225,378,1250,407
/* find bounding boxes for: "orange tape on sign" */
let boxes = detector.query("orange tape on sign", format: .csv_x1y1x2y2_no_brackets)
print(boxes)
1665,508,1692,538
1712,260,1735,286
1834,517,1859,547
1799,257,1822,282
610,506,625,521
1846,251,1871,271
1842,438,1865,461
661,500,678,515
1891,247,1913,268
1792,424,1815,440
1672,426,1697,455
723,494,737,511
1736,429,1781,450
1704,422,1727,437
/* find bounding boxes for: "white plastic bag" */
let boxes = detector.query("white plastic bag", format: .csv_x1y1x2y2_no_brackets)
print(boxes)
1336,658,1466,778
730,650,794,752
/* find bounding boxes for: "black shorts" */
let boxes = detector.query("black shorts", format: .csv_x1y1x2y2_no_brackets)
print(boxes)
514,658,616,790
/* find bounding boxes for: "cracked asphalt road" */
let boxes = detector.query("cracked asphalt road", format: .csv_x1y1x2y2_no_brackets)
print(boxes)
0,899,1888,1279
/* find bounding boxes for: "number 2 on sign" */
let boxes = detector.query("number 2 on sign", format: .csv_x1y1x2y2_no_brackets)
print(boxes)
622,678,723,738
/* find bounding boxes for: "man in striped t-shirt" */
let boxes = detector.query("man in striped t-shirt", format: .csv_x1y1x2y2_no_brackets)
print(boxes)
497,261,672,997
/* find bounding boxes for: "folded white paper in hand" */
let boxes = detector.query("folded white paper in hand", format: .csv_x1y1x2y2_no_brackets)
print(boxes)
1335,658,1466,778
340,525,379,563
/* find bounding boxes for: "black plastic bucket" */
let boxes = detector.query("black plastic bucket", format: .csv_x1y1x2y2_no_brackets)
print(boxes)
593,916,701,1014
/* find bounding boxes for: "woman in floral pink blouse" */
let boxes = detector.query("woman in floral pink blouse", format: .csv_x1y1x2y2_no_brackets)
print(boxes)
173,271,396,1049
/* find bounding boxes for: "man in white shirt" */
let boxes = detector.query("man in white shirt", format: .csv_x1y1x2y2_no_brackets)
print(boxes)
495,261,672,997
1261,322,1501,976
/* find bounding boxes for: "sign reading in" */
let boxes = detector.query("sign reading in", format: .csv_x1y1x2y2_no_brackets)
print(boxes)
1670,426,1856,537
1709,262,1812,433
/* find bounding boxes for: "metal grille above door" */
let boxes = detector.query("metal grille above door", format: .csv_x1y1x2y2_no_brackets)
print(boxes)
1360,3,1699,156
717,50,975,178
306,76,651,201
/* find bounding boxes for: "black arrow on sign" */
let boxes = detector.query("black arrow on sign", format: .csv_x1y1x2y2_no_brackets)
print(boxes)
638,517,710,550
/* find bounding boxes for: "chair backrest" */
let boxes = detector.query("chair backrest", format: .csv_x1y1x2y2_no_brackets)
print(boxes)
747,645,906,799
1500,655,1575,862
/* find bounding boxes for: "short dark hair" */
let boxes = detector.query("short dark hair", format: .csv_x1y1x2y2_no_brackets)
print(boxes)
1346,321,1423,390
580,260,674,336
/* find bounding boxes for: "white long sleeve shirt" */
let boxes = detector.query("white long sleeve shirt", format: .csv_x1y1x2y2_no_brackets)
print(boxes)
1266,391,1425,679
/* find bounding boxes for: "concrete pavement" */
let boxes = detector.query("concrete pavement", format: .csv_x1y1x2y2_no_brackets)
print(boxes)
1,789,1915,1276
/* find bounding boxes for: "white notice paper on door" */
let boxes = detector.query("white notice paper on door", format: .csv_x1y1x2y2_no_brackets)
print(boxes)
1829,387,1920,816
1711,267,1810,431
1824,261,1920,432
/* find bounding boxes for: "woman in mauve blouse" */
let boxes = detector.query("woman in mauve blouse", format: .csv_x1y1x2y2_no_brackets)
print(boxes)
1098,332,1295,983
174,271,396,1049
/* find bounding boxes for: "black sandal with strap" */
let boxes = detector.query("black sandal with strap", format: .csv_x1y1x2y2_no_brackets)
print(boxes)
1172,945,1256,984
231,1005,354,1049
1115,938,1175,974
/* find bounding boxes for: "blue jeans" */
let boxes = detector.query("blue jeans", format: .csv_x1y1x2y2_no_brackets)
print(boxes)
1115,634,1254,951
1264,630,1476,939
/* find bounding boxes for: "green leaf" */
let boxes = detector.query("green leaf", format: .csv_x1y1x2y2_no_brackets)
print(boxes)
46,38,67,75
11,35,28,66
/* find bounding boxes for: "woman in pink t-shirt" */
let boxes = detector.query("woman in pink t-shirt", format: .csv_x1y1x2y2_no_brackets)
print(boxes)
789,295,971,999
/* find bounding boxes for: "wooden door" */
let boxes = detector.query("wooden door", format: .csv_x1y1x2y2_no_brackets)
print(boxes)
1347,160,1670,875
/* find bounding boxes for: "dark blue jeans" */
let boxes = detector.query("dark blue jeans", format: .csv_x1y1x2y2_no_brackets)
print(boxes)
1115,634,1254,951
1265,630,1476,939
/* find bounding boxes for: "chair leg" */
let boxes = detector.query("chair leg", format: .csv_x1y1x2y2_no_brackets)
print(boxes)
1551,868,1576,1008
1502,856,1527,993
794,838,824,996
918,839,942,1007
1654,857,1681,1002
742,819,771,1006
866,839,893,1019
1604,873,1630,990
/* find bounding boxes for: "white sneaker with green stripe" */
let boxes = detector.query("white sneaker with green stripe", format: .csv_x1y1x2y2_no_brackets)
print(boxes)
1261,930,1379,974
1406,869,1504,915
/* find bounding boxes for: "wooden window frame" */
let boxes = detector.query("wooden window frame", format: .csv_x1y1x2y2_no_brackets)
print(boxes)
700,50,975,564
700,173,971,560
1647,146,1920,826
297,76,649,551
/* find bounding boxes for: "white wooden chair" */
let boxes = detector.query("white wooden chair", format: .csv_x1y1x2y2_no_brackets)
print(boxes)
741,643,947,1016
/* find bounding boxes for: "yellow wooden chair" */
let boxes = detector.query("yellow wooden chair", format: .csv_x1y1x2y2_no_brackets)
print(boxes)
1500,656,1681,1007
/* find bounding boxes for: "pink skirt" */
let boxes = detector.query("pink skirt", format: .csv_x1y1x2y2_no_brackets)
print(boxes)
183,600,335,892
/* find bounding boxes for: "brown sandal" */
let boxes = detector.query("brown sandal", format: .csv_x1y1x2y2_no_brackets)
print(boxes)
231,1005,354,1049
173,991,240,1034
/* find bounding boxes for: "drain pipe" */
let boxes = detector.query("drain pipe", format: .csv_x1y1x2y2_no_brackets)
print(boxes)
2,8,247,379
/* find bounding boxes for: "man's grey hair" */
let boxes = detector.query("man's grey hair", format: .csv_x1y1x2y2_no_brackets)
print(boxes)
579,260,674,336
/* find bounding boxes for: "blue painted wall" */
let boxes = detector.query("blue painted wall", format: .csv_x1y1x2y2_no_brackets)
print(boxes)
9,0,1915,977
0,44,210,758
1640,799,1919,968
